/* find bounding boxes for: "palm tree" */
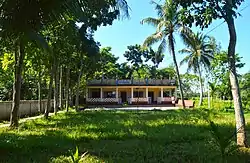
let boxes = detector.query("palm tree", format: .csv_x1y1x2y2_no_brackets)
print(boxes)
179,32,214,107
141,0,188,108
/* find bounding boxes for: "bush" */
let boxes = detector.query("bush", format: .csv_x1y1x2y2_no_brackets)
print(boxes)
50,156,72,163
208,120,239,162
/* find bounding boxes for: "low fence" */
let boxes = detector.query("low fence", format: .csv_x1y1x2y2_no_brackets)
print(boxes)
0,100,61,120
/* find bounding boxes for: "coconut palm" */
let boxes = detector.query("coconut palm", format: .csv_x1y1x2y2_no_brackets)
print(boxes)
141,0,188,108
179,32,214,107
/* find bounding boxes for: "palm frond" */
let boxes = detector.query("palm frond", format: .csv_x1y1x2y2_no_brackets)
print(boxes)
157,37,167,55
27,31,52,54
150,1,164,17
179,48,192,54
143,32,164,47
180,55,190,66
116,0,130,19
180,28,196,49
141,17,161,27
157,20,166,32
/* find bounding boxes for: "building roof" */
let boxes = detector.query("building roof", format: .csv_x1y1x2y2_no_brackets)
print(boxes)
87,79,176,86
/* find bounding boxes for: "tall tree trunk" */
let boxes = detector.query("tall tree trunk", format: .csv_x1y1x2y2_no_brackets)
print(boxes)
75,61,83,111
44,63,56,119
69,88,73,107
169,33,185,108
226,16,247,147
65,68,70,112
54,64,59,114
10,41,25,128
198,65,203,107
38,67,42,112
75,79,80,111
59,66,63,109
208,84,211,109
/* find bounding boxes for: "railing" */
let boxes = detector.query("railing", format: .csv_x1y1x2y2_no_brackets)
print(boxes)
86,98,119,103
129,98,148,104
157,97,176,104
87,79,176,86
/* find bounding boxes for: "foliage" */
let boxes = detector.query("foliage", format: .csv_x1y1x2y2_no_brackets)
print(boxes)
176,1,247,147
240,72,250,110
0,110,250,162
123,44,164,79
181,73,200,98
208,120,239,161
94,47,120,79
69,146,88,163
141,0,189,107
180,31,215,106
180,32,214,73
210,51,245,100
0,53,14,100
176,0,245,29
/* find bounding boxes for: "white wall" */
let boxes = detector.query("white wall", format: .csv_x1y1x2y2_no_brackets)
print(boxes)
0,100,56,120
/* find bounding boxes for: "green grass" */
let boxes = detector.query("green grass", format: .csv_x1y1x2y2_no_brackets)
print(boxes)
0,109,250,163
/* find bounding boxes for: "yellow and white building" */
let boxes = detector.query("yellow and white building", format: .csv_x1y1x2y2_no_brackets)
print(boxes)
86,79,177,105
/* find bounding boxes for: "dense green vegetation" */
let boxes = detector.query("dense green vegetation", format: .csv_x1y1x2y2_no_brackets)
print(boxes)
0,0,249,151
0,110,250,163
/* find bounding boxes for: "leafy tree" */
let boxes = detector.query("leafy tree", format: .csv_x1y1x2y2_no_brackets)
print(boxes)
123,44,163,79
155,65,176,79
211,51,244,100
94,47,120,79
0,52,14,101
118,62,134,79
0,0,129,127
132,65,151,79
180,32,214,107
141,0,190,108
176,0,247,147
240,72,250,110
181,73,200,98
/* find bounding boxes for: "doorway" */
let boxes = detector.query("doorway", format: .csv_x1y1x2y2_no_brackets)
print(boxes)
120,92,127,103
148,92,154,104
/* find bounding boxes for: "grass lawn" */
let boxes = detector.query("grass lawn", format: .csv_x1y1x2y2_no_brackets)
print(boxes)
0,109,250,163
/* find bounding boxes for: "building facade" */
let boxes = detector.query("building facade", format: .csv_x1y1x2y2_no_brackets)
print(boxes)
86,79,177,105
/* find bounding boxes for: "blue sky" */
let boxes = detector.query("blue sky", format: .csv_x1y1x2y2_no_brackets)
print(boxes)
94,0,250,74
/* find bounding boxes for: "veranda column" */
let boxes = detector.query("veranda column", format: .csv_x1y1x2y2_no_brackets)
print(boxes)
161,87,164,104
146,87,149,104
131,87,134,104
86,88,89,102
100,88,103,102
170,89,172,96
116,87,119,104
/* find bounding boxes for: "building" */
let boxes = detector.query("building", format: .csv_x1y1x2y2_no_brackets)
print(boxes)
86,79,177,105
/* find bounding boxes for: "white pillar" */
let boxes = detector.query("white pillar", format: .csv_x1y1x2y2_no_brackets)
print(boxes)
131,87,134,104
116,87,119,103
146,87,148,104
86,88,89,100
170,89,172,97
161,87,164,104
100,88,103,102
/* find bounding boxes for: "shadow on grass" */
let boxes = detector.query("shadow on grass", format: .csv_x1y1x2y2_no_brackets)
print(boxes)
0,109,249,163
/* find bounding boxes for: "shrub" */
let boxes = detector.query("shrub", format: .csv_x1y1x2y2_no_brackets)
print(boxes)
208,120,238,162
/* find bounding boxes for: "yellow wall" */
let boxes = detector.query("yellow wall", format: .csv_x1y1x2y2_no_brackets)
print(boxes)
87,86,176,100
118,88,131,98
